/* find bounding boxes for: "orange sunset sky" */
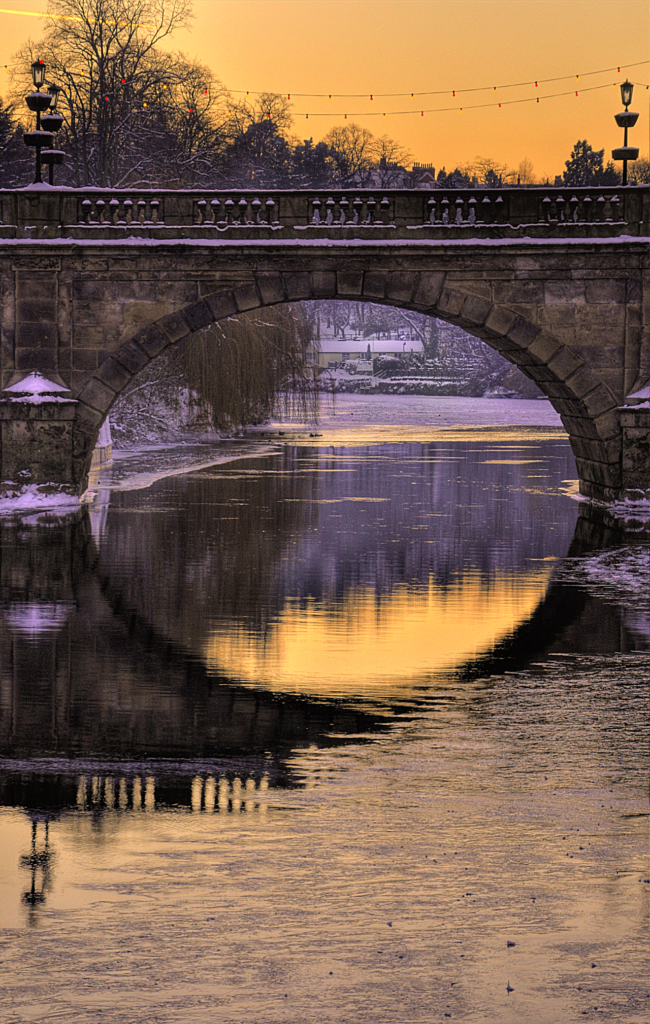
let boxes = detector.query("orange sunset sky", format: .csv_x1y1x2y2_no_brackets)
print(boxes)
0,0,648,181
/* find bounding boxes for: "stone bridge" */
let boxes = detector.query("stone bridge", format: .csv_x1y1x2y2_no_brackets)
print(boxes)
1,185,649,502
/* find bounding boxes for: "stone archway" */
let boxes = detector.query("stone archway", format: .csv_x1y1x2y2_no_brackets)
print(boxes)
76,269,622,499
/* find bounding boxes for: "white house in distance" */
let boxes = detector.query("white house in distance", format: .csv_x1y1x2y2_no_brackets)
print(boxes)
307,316,424,369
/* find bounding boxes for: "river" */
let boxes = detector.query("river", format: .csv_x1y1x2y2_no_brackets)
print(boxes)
0,396,648,1024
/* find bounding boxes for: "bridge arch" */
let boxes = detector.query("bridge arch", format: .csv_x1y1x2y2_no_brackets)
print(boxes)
77,268,621,497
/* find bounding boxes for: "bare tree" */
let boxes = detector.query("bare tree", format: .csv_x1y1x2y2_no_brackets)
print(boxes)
517,156,536,184
11,0,232,186
322,122,377,183
228,92,295,138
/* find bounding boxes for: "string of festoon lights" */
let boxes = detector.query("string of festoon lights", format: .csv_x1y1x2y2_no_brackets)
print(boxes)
2,58,648,119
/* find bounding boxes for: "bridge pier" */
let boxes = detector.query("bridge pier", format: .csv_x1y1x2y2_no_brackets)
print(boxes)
620,390,650,496
0,373,79,493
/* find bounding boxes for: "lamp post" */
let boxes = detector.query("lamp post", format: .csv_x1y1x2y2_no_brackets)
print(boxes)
40,83,66,185
612,80,639,186
23,60,54,184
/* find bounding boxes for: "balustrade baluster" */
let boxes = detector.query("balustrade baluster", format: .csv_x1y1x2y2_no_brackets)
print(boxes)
556,195,566,222
266,197,277,225
211,198,221,224
109,198,120,225
494,195,506,223
365,196,376,224
150,199,160,223
427,197,437,224
455,196,465,224
311,197,321,224
441,197,450,225
582,195,593,222
123,198,133,224
95,199,106,224
380,196,391,223
352,197,363,224
196,199,207,225
224,198,235,225
325,197,335,225
569,195,580,223
481,196,492,224
602,195,613,221
238,197,248,224
252,197,262,223
610,194,621,221
339,197,348,224
80,198,92,224
467,196,477,224
596,196,606,222
136,198,146,224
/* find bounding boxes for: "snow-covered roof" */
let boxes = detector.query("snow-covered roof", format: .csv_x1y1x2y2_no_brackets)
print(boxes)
313,337,423,353
2,371,76,404
4,371,71,394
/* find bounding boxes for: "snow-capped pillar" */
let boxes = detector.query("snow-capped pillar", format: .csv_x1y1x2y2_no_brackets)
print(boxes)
619,385,650,498
0,372,78,491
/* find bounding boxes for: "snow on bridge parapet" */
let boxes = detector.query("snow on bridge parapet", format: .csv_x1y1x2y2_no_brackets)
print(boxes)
0,185,648,240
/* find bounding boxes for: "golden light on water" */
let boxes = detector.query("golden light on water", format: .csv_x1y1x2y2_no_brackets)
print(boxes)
204,566,555,697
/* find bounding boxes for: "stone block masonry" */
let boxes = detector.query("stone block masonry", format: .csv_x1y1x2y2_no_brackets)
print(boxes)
0,219,648,501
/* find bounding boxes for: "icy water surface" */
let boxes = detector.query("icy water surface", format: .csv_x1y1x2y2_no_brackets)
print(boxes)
0,397,648,1023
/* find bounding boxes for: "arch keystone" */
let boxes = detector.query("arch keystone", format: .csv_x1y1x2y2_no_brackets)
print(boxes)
312,271,336,297
337,270,364,296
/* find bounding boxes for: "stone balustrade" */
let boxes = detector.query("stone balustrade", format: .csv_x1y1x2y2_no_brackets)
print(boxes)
0,185,648,240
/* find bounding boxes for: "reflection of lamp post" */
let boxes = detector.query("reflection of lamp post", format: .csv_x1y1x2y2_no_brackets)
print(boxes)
612,80,639,186
40,83,66,185
20,818,54,926
23,60,54,184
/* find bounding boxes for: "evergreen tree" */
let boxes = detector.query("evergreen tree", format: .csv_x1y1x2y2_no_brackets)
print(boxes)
563,140,620,186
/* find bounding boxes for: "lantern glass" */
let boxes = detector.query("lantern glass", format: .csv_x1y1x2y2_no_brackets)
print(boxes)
31,60,46,88
620,80,634,108
46,83,61,110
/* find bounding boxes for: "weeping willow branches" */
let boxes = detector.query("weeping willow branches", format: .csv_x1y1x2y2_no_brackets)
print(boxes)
174,304,316,429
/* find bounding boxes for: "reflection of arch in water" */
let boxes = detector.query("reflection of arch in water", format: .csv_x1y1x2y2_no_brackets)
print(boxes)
90,437,579,697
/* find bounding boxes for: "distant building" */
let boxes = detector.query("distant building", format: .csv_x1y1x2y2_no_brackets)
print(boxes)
411,163,437,188
307,316,423,368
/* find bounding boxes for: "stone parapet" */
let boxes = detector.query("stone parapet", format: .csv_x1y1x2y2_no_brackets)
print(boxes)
0,184,648,240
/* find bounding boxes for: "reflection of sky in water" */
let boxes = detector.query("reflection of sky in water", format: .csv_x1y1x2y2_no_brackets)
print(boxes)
205,570,555,696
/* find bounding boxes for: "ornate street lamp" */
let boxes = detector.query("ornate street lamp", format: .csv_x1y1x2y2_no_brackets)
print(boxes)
40,83,66,185
612,80,639,186
23,60,54,184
